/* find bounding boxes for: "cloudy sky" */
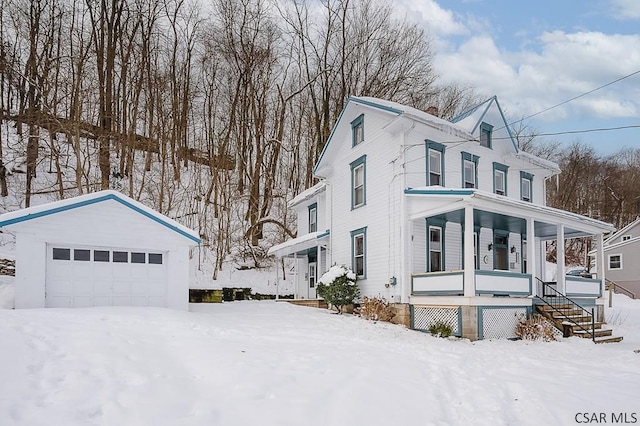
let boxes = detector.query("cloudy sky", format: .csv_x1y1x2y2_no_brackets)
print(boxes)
396,0,640,155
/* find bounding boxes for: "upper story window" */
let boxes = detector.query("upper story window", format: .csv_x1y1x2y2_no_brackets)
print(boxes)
426,140,445,186
351,114,364,147
520,171,533,202
461,152,479,189
622,235,631,242
351,227,367,278
350,155,366,209
493,162,508,196
480,122,493,148
308,203,317,233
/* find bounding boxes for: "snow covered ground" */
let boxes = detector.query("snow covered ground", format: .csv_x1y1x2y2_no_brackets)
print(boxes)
1,293,639,426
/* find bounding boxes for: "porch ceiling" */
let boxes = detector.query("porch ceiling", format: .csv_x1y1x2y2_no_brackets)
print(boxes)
406,188,615,238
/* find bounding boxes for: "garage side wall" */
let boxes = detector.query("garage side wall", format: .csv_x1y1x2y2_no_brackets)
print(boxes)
168,246,190,310
15,233,46,308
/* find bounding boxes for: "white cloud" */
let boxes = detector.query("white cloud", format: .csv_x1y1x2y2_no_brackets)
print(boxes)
611,0,640,19
393,0,468,37
434,30,640,121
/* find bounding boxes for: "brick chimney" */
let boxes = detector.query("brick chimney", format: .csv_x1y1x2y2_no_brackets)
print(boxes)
426,106,439,117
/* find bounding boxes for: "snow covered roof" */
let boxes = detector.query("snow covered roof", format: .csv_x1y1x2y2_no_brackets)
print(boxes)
268,230,329,257
288,182,326,208
514,151,561,174
0,190,201,244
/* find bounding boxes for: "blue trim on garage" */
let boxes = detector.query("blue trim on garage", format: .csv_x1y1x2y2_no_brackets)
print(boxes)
0,193,201,243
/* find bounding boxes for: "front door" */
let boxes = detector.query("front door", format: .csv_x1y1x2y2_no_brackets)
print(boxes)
494,232,509,271
308,262,317,298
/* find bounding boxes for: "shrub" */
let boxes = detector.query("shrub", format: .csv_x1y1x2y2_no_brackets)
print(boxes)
515,314,557,341
428,320,453,338
358,296,396,322
317,265,359,314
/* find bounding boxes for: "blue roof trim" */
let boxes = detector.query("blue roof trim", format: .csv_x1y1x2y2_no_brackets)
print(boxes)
404,188,475,196
450,99,488,123
0,194,201,244
470,97,495,134
316,229,330,239
493,97,519,153
350,97,404,115
313,97,403,175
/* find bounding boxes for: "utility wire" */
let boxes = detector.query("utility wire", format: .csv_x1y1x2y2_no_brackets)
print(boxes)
505,69,640,130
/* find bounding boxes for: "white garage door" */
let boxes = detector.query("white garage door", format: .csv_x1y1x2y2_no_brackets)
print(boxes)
45,245,168,308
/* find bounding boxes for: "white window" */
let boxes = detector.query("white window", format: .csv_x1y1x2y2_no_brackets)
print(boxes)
429,226,443,272
464,160,475,188
521,177,531,202
352,164,365,208
352,228,366,278
622,235,631,242
309,205,317,233
495,169,506,195
429,149,442,186
609,254,622,270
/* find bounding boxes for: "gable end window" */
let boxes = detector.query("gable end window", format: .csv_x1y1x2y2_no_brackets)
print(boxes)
461,152,479,189
493,162,508,196
351,227,367,278
520,171,533,202
608,254,622,270
426,140,445,186
622,235,631,242
351,114,364,147
308,203,317,233
350,155,366,209
480,122,493,148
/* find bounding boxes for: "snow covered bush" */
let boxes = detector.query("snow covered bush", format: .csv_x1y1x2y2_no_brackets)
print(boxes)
358,296,395,322
317,265,359,314
514,314,557,341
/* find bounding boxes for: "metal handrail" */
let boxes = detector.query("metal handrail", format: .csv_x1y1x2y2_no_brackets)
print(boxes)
535,277,595,342
605,278,637,300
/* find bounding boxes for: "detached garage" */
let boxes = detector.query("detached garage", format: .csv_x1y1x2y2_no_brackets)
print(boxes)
0,190,200,310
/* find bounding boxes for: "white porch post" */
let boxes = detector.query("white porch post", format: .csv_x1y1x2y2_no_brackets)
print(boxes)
275,258,280,300
597,232,606,298
527,217,537,292
463,204,475,297
556,224,566,293
293,252,298,299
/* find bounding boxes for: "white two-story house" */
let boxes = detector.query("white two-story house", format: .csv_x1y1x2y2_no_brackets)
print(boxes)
269,96,615,340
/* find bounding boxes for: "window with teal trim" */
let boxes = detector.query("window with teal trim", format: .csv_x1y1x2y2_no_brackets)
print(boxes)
480,122,493,148
350,155,366,209
461,152,479,188
351,227,367,278
493,162,508,196
426,140,445,186
308,203,317,233
429,226,443,272
351,114,364,147
520,171,533,202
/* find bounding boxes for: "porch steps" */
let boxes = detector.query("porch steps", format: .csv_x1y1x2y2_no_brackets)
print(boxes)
535,304,623,344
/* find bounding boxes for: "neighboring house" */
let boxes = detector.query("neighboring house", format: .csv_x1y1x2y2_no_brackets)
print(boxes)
0,190,200,310
592,217,640,298
270,96,616,340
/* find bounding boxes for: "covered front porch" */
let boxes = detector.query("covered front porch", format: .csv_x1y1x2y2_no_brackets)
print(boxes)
403,188,614,339
267,231,330,300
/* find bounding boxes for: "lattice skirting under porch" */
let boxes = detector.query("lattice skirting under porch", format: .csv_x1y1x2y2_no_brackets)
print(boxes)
479,307,529,340
412,306,461,336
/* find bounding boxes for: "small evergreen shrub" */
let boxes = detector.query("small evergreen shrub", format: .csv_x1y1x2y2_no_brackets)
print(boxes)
515,314,557,341
428,320,453,338
317,265,359,314
357,296,395,322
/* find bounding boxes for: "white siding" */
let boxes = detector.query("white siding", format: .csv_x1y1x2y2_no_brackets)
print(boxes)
412,220,426,273
445,223,462,270
479,228,493,270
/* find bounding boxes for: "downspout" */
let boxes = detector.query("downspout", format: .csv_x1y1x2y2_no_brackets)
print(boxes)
399,121,415,303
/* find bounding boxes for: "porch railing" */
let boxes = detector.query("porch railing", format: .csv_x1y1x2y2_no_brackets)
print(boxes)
605,278,637,300
535,277,595,343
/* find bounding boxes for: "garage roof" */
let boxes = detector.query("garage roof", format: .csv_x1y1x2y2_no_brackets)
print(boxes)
0,190,201,244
